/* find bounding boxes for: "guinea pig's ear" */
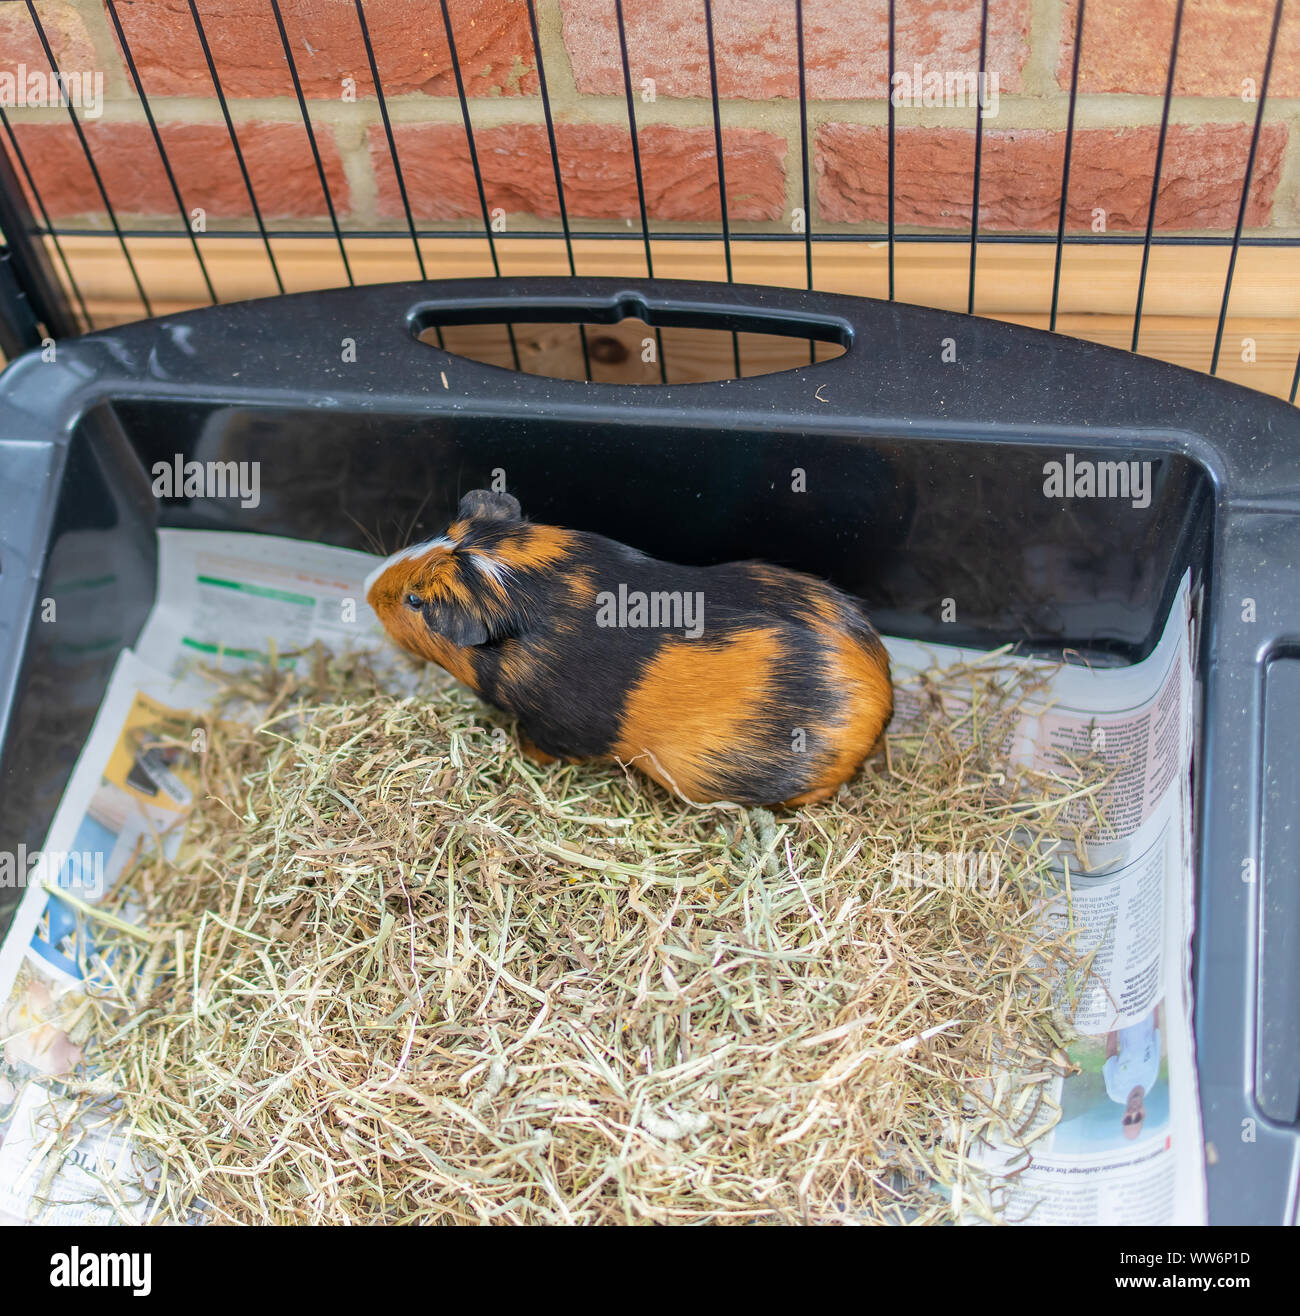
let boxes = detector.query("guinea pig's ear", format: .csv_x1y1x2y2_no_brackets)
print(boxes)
458,489,522,523
424,597,491,648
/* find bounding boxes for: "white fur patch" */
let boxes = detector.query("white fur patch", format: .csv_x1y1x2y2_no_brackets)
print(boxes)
364,535,454,595
469,553,510,585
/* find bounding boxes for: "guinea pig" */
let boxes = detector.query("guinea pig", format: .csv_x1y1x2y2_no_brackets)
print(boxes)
365,490,893,807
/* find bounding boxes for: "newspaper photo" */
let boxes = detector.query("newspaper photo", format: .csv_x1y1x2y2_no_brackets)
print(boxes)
0,529,1204,1225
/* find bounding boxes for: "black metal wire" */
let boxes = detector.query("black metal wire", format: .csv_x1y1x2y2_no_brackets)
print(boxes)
1050,0,1085,334
439,0,520,372
354,2,422,281
612,0,653,282
36,225,1300,248
187,0,283,295
0,128,80,341
104,0,217,306
887,0,896,302
702,0,741,377
525,0,590,381
795,0,814,364
1133,0,1185,354
352,0,441,349
0,104,93,330
613,0,666,382
967,0,990,316
269,0,353,286
1211,0,1284,376
25,0,152,318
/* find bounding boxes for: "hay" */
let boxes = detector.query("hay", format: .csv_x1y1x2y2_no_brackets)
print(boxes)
73,644,1108,1225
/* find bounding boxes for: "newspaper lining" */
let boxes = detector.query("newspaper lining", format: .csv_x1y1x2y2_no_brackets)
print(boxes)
0,530,1205,1225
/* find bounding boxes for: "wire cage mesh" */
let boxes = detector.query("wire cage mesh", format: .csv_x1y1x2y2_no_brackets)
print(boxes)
0,0,1297,395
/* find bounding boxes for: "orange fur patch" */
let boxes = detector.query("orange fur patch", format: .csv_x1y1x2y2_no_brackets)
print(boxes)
794,628,893,800
366,546,480,690
496,639,543,694
614,627,782,801
378,602,480,690
493,525,576,572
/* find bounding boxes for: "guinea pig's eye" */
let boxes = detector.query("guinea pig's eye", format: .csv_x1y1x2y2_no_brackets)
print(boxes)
405,592,422,610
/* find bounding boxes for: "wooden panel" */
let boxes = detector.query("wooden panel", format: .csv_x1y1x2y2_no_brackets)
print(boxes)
41,234,1300,401
422,318,844,385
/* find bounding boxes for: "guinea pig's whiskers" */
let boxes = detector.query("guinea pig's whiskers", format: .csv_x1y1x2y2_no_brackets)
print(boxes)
346,511,388,558
399,490,434,548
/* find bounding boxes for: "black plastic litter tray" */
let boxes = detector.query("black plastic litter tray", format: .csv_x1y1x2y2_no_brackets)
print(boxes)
0,276,1297,1224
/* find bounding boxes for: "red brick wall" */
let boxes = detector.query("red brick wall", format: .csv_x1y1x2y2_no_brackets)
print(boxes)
1,0,1296,235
